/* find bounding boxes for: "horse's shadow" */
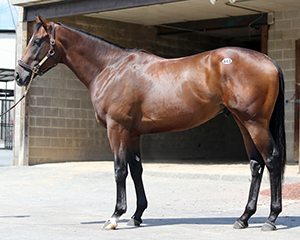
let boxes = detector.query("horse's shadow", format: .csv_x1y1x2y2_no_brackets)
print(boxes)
81,216,300,230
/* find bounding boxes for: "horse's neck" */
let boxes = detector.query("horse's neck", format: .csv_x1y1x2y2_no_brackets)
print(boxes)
58,26,125,89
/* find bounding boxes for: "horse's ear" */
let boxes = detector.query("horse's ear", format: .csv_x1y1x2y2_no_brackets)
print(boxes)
35,14,51,32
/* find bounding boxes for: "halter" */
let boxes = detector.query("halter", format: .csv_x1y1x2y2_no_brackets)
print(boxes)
18,21,58,77
0,22,58,118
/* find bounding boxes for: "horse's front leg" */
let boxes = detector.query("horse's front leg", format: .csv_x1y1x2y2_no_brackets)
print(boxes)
102,122,130,230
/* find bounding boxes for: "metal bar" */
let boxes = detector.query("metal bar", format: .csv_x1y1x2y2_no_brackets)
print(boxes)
225,1,262,14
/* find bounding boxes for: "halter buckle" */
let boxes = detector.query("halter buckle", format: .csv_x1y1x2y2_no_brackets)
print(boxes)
50,38,55,46
32,66,40,74
48,49,55,56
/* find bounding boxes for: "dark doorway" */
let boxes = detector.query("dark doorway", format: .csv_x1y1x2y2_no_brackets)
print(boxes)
156,14,268,54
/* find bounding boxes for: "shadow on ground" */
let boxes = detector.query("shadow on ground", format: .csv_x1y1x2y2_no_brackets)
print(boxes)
81,216,300,230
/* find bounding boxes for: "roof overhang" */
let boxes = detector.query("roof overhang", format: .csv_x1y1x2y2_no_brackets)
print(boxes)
12,0,300,26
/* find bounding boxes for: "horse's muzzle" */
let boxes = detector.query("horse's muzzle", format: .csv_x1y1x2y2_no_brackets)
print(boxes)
15,68,32,87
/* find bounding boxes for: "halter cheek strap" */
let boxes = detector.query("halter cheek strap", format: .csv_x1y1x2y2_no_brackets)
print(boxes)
18,22,58,76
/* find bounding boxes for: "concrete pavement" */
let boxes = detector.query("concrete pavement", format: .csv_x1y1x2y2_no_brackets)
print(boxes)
0,149,12,167
0,151,299,239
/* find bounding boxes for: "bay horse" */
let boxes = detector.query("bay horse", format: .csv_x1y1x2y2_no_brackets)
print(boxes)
15,15,286,231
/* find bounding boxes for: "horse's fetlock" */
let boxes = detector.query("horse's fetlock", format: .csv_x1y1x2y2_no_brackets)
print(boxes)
139,200,148,211
245,206,256,216
272,203,282,215
115,205,127,216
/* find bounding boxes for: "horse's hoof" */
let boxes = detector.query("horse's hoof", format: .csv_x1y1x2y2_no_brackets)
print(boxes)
127,217,142,227
261,221,276,231
102,219,117,230
233,220,248,229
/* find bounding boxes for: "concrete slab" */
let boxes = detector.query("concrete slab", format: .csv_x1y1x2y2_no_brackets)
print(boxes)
0,161,299,239
0,150,12,166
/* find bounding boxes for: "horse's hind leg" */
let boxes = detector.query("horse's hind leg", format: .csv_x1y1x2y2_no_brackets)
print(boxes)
127,136,148,226
235,119,282,231
254,130,282,231
233,117,265,229
261,135,282,231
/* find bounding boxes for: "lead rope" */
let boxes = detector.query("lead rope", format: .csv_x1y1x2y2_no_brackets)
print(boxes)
0,73,34,118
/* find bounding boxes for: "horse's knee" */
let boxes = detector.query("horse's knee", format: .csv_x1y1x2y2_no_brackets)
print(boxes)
114,165,128,183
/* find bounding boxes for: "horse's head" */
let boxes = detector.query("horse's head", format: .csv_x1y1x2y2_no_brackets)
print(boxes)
15,15,58,86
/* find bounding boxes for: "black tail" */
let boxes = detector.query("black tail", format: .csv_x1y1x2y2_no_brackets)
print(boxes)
269,61,286,178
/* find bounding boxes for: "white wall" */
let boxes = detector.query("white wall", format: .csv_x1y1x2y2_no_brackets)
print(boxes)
0,31,16,90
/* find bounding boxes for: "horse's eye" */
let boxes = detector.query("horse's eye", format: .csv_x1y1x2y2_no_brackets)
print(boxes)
33,38,42,47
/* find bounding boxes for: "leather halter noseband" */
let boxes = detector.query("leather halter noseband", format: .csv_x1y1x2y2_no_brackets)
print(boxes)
18,22,58,76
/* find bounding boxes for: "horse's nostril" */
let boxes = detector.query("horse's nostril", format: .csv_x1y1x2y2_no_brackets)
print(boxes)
15,72,20,82
15,72,23,86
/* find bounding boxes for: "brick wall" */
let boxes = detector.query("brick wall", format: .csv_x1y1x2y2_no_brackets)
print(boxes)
268,8,300,162
23,16,247,165
28,64,113,164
